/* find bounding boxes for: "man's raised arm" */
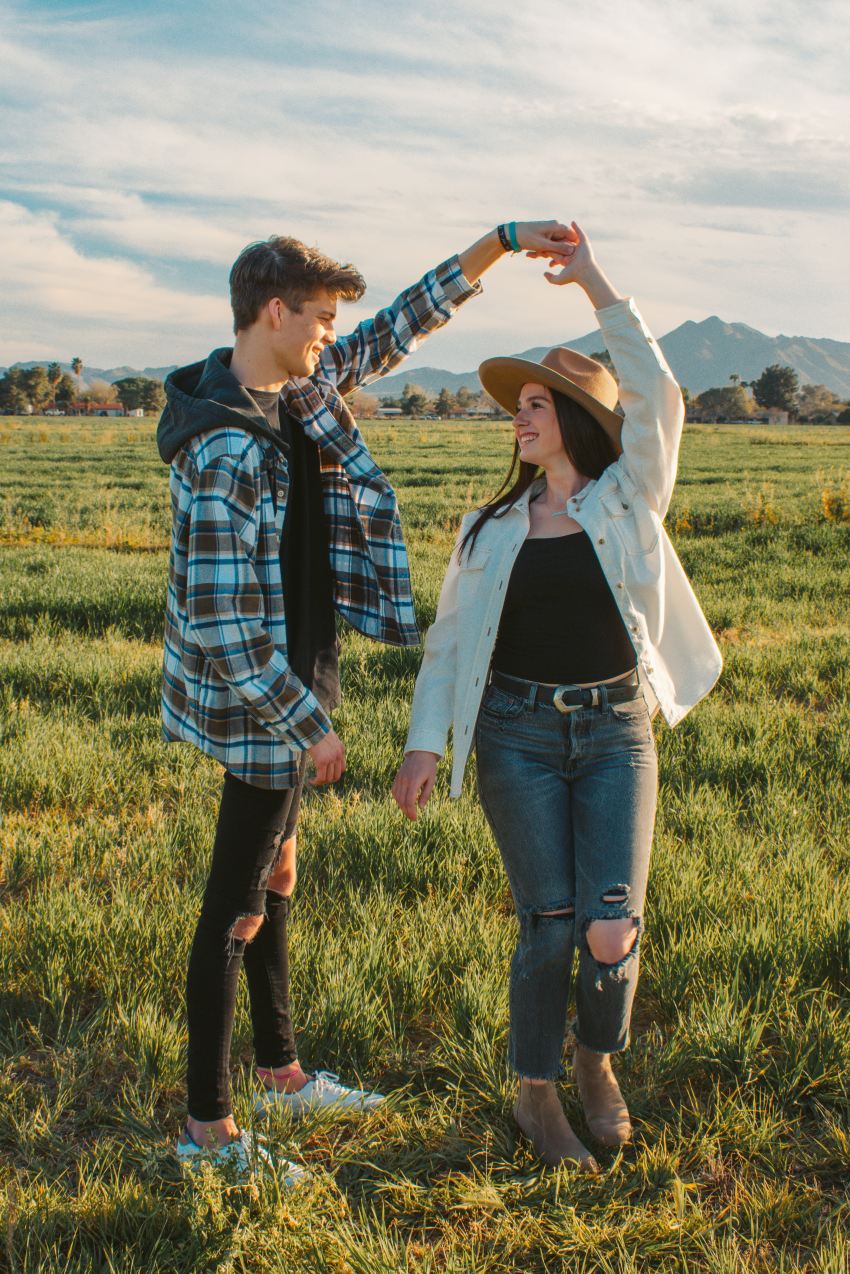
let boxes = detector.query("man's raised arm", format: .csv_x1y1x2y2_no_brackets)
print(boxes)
319,221,577,398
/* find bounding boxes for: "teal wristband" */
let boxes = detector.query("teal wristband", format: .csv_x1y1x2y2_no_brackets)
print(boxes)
507,221,521,253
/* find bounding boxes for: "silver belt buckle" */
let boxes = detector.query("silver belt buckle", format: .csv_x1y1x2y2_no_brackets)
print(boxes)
553,684,601,713
553,684,580,714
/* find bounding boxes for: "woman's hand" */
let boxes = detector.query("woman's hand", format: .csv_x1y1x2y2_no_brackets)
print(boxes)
541,220,597,284
392,751,439,821
542,221,623,309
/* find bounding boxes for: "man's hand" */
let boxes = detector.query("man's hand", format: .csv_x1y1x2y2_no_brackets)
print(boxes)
308,729,345,786
459,221,573,285
392,751,439,821
517,219,578,262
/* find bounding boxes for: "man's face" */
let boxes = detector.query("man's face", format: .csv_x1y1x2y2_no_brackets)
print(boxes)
273,287,338,378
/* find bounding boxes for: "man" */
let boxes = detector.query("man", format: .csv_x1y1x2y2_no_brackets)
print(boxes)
157,218,574,1177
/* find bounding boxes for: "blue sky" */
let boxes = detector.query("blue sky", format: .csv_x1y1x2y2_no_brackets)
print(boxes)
1,0,848,371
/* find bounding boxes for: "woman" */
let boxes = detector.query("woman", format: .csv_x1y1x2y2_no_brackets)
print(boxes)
392,223,722,1171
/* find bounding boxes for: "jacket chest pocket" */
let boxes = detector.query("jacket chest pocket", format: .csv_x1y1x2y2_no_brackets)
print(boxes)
600,491,660,557
456,547,490,602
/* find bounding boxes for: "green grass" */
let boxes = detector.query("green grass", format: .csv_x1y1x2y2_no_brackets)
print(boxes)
0,417,848,1272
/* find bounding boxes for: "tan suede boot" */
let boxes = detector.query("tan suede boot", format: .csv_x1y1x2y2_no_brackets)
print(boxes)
572,1045,632,1147
513,1080,599,1172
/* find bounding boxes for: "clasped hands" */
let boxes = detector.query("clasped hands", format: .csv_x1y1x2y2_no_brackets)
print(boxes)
511,219,599,288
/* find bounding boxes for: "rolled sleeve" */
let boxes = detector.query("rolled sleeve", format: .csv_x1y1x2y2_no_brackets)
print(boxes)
320,255,483,397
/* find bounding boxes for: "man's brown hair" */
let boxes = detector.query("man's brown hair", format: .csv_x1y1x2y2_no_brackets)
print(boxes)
229,235,366,333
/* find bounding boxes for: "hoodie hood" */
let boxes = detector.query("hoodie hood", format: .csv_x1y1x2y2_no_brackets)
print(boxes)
157,347,289,463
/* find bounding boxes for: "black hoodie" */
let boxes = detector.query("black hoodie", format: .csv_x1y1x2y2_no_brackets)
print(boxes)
157,347,289,464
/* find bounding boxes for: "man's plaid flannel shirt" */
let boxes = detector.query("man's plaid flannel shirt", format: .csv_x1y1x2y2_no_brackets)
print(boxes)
161,255,481,787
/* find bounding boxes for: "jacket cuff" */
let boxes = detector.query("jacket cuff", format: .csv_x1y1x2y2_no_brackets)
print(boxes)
283,702,332,749
594,297,646,335
433,255,484,307
404,726,448,758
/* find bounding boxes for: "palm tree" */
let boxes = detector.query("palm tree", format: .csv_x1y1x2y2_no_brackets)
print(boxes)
47,362,61,411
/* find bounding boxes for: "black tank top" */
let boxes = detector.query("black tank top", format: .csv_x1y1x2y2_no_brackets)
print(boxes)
491,531,636,684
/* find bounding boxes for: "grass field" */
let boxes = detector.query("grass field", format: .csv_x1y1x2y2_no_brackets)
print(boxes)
1,415,848,1272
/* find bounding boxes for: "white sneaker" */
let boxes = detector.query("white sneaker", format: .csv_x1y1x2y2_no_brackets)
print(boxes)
175,1126,310,1187
254,1070,385,1119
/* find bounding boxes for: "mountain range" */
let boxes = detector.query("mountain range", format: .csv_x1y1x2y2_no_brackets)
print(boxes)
372,318,850,399
4,317,850,399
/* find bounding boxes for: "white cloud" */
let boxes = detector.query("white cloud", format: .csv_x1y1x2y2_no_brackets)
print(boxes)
0,201,230,365
1,0,849,366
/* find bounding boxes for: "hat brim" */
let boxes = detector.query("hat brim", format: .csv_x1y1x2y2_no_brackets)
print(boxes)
478,356,623,453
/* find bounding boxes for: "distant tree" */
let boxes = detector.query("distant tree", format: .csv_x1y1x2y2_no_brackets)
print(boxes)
0,369,28,414
379,396,400,410
113,376,148,411
681,386,692,411
693,385,752,422
589,349,618,380
435,387,454,419
21,366,51,413
752,364,799,414
468,395,494,417
796,383,841,422
400,383,430,418
46,362,62,407
138,377,165,412
454,386,473,414
88,377,117,404
346,389,378,418
54,373,76,409
71,357,83,382
837,406,850,424
481,391,511,419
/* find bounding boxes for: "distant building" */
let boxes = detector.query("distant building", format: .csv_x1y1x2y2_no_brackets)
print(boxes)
764,409,789,425
69,401,124,416
376,406,403,418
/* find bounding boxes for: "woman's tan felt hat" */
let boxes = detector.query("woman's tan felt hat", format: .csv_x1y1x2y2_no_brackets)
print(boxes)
478,346,623,452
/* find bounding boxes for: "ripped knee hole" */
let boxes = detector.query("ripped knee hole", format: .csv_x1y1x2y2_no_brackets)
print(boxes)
231,914,265,942
586,916,639,965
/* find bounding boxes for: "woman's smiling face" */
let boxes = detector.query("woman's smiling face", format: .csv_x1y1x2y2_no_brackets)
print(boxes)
513,383,563,467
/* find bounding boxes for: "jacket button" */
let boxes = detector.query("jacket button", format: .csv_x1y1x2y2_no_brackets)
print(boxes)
616,581,624,589
631,625,638,633
598,537,605,545
621,503,629,510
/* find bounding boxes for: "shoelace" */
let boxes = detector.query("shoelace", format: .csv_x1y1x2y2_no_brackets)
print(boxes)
310,1070,345,1094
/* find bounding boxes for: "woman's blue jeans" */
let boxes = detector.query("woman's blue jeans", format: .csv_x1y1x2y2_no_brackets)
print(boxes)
475,680,658,1079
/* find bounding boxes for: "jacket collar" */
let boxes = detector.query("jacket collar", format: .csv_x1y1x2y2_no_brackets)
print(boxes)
511,476,545,519
512,473,604,518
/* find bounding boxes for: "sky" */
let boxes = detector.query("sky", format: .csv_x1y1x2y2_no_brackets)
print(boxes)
1,0,849,373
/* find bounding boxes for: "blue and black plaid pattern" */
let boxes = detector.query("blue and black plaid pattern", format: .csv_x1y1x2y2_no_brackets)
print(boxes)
162,256,481,787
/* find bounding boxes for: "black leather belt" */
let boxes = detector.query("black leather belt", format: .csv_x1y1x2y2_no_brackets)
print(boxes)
491,668,642,713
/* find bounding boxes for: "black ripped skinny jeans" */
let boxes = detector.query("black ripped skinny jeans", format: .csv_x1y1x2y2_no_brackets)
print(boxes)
186,766,305,1122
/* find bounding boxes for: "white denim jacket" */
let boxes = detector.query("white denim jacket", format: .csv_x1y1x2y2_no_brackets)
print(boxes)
404,297,723,797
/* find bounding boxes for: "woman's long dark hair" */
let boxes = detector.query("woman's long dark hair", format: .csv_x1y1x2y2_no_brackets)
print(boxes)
458,390,619,560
